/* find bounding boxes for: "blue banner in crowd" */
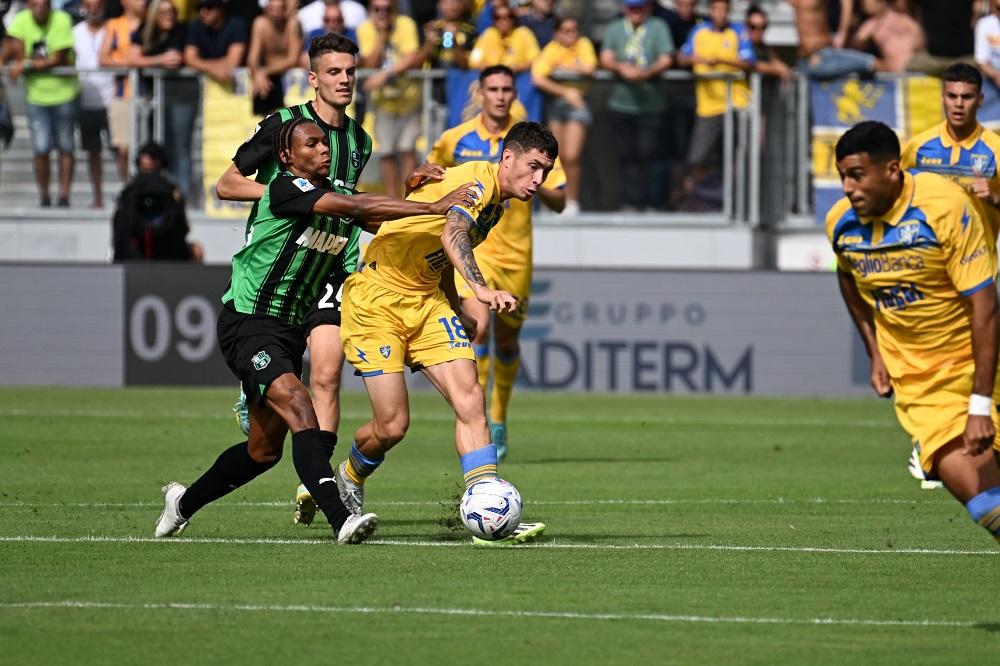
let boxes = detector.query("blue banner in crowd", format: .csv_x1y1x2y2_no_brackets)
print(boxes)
811,76,1000,225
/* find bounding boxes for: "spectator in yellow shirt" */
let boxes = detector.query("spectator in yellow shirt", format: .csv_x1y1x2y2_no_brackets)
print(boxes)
358,0,423,197
469,0,539,73
677,0,754,208
531,16,596,214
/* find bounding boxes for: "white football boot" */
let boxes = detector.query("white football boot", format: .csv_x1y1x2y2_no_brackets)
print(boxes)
337,512,379,544
154,482,189,537
908,447,943,490
335,461,365,516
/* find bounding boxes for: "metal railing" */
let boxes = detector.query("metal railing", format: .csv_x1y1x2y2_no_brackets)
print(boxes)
2,65,794,225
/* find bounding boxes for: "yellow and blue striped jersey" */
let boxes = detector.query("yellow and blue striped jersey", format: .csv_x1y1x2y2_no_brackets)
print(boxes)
680,21,754,117
427,115,566,270
826,171,996,380
361,160,505,295
901,121,1000,243
427,114,511,167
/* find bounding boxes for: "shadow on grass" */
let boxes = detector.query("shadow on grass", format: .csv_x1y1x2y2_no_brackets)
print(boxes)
374,517,445,528
974,623,1000,633
512,457,680,465
566,533,711,542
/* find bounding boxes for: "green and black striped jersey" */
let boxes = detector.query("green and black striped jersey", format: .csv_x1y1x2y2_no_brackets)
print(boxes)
222,173,358,325
233,101,373,282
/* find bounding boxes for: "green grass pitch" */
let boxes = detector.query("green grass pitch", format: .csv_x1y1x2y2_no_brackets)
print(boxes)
1,387,999,664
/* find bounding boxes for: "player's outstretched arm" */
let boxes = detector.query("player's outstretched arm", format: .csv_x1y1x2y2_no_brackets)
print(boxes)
441,209,517,313
836,268,891,398
964,285,999,454
216,163,266,202
312,182,479,230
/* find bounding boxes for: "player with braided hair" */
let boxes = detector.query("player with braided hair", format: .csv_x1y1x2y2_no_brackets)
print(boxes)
154,118,478,544
272,116,311,165
216,33,447,525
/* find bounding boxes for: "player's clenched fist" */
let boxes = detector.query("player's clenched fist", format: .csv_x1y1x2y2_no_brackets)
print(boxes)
456,310,478,342
963,415,996,456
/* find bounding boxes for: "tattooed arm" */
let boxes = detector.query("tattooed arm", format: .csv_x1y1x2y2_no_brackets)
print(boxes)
440,209,517,313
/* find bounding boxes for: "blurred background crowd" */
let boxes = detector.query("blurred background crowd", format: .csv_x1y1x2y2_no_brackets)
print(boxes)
0,0,996,224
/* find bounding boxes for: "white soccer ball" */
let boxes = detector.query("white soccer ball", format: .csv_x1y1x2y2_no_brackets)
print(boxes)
460,478,523,540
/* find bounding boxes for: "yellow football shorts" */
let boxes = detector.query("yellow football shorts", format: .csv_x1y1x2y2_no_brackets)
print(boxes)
893,360,1000,474
340,273,474,376
454,257,531,327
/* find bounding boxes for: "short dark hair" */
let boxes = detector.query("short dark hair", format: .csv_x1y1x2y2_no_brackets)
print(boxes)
136,141,169,169
274,117,317,168
942,62,983,92
835,121,900,163
503,121,559,161
554,15,576,31
746,3,765,20
479,64,515,84
492,0,518,21
308,32,359,71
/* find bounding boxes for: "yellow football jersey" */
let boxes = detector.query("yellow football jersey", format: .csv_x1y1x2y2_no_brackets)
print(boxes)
901,121,1000,244
468,26,540,71
680,22,754,117
427,115,567,270
826,171,996,381
531,38,598,91
356,15,422,115
361,160,505,295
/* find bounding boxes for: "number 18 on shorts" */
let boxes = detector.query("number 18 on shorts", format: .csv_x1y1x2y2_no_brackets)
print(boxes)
340,275,477,376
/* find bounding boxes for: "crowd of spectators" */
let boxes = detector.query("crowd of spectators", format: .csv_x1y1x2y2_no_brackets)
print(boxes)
0,0,996,213
358,0,423,196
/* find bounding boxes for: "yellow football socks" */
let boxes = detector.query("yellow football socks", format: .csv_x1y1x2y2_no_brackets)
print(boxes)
489,354,519,425
474,345,490,391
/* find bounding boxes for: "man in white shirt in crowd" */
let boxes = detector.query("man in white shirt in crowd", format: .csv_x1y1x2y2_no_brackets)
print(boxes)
299,0,366,36
976,0,1000,89
73,0,119,208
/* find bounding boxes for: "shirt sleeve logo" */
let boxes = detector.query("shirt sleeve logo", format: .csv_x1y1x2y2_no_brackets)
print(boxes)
471,179,485,202
960,246,987,265
293,178,316,192
251,350,271,370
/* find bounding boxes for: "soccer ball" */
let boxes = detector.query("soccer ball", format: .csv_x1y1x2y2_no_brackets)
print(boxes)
459,478,523,540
